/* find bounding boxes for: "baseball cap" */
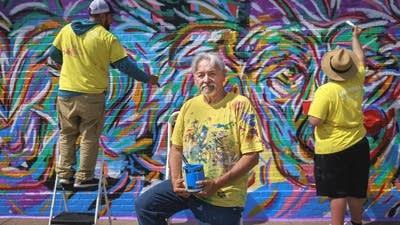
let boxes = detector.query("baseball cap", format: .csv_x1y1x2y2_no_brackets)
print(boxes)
89,0,114,15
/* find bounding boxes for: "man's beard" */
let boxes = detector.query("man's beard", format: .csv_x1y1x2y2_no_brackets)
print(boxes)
200,83,217,96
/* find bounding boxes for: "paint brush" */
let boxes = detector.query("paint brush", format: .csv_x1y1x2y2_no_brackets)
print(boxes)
346,20,355,27
363,37,377,49
180,152,191,166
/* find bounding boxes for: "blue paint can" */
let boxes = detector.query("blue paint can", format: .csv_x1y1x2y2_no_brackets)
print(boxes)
183,164,205,192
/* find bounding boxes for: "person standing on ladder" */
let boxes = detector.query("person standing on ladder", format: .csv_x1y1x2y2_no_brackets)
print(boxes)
48,0,159,188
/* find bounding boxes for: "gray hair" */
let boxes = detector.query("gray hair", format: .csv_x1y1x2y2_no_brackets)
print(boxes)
191,52,225,74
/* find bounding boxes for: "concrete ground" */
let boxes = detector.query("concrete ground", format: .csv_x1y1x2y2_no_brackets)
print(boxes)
0,218,399,225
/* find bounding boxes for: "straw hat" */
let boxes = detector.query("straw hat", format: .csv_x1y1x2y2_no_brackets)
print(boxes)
321,48,360,81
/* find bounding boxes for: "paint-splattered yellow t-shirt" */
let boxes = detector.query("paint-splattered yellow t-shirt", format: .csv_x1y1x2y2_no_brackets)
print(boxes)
171,92,264,207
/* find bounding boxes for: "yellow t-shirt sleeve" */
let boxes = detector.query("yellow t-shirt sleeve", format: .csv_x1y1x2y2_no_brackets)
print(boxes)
237,100,264,154
52,27,63,50
110,37,127,63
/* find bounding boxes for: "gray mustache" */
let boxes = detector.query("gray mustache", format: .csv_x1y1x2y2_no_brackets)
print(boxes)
201,84,216,90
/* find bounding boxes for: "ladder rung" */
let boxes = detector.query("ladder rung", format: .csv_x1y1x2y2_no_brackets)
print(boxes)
57,184,100,192
51,212,95,224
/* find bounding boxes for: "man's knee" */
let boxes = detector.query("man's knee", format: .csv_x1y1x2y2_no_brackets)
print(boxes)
135,193,147,213
135,181,172,215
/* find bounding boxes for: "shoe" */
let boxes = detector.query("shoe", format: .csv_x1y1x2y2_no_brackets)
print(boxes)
329,222,353,225
59,177,74,185
73,178,99,188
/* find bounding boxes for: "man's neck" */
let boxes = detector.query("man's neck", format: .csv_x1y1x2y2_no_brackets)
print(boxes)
203,91,227,105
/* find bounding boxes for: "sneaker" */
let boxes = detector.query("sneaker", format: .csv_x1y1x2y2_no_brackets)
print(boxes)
329,222,353,225
73,178,99,188
344,222,360,225
59,177,74,185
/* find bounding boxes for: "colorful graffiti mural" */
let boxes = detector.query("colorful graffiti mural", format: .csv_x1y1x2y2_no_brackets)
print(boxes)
0,0,399,221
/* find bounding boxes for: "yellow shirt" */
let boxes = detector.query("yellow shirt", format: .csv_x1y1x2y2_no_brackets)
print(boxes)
171,92,264,207
308,66,367,154
53,24,127,93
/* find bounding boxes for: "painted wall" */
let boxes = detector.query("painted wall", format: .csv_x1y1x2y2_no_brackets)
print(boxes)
0,0,399,221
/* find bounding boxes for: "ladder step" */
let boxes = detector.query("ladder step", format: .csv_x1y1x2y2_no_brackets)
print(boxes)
57,184,99,192
51,212,95,224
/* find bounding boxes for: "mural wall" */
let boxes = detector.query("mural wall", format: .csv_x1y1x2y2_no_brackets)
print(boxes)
0,0,399,221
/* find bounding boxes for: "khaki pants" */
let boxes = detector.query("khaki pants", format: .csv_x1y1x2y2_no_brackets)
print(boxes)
56,93,105,182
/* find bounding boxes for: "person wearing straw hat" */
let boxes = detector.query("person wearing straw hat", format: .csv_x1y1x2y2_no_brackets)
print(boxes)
48,0,159,189
135,52,264,225
307,26,370,225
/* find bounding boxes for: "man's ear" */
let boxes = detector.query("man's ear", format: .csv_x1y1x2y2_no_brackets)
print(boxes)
100,13,106,21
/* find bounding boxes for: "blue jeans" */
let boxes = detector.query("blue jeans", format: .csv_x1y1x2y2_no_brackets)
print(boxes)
135,180,243,225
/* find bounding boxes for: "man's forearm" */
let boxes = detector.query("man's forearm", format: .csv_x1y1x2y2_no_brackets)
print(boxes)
169,145,183,181
111,56,149,82
214,153,259,189
352,30,365,65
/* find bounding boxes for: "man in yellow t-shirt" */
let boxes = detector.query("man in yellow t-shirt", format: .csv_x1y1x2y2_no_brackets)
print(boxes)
135,52,264,225
307,26,370,225
48,0,159,188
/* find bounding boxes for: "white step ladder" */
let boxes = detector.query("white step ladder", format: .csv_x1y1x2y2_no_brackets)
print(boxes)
48,150,112,225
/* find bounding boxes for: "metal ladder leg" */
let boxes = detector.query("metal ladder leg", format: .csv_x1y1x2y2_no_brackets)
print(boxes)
102,176,112,225
49,146,69,225
94,150,112,225
48,175,58,225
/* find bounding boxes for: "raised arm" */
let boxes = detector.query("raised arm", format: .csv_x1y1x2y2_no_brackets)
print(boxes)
352,26,365,67
111,56,159,85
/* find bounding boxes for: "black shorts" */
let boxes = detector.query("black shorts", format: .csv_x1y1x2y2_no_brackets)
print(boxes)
314,137,370,198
